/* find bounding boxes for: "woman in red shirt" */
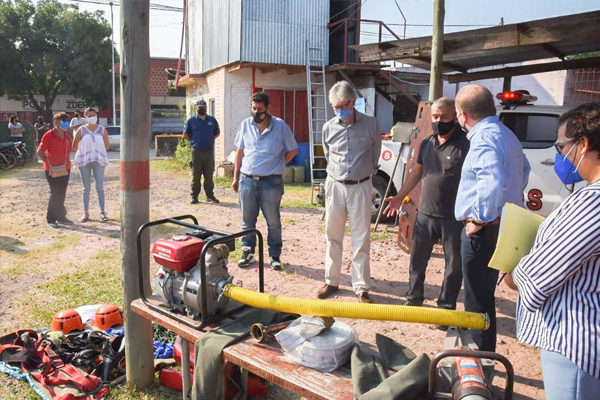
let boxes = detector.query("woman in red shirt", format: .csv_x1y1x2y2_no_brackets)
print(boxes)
37,112,73,228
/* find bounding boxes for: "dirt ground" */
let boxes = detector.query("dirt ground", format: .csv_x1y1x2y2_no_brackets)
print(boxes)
0,156,544,399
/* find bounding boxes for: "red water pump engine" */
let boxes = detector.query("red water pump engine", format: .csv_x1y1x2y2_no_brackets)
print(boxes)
152,233,232,319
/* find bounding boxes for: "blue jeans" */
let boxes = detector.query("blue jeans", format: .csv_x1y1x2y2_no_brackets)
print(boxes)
239,174,284,258
79,162,106,213
541,349,600,400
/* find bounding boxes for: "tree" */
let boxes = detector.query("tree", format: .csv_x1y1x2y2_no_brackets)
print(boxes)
0,0,116,122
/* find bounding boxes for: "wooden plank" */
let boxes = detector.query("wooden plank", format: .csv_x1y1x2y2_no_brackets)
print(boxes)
130,299,354,400
447,56,600,83
225,340,354,400
353,11,600,63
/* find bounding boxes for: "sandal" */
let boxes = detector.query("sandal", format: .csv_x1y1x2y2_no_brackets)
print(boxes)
100,212,109,222
79,214,89,223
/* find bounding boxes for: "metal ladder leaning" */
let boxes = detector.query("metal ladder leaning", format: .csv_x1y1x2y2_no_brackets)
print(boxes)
305,40,329,204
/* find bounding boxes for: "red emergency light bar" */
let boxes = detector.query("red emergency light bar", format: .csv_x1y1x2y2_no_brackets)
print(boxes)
496,91,538,104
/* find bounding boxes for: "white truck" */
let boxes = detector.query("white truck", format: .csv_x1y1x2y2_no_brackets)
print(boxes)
371,90,580,223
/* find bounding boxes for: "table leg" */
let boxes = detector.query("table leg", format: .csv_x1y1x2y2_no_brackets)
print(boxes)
239,368,248,400
181,338,191,399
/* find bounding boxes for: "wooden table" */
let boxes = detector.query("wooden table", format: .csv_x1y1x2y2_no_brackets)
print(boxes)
131,297,354,400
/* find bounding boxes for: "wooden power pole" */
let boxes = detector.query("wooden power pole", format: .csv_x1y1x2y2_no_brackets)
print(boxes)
429,0,445,100
120,0,154,388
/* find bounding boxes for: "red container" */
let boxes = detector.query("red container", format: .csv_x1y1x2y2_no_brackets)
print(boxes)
151,235,206,272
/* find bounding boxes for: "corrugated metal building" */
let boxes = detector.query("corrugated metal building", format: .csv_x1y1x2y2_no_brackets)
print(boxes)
187,0,329,74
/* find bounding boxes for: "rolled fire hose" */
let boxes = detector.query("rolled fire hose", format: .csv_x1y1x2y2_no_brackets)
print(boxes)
222,284,489,330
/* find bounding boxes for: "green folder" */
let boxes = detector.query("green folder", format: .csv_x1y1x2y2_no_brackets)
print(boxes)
489,203,546,272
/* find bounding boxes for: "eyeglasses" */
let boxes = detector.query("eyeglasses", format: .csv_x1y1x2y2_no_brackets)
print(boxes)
554,137,576,153
332,100,352,111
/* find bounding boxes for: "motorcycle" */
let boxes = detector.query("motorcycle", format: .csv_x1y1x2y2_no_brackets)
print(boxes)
0,143,18,170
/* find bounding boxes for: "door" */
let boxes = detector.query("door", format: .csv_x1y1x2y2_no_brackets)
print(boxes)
397,102,432,253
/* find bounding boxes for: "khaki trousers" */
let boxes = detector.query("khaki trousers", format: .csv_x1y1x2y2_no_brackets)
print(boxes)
324,177,372,294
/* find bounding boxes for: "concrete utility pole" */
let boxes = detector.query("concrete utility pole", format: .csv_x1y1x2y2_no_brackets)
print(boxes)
120,0,154,388
429,0,445,100
110,2,116,124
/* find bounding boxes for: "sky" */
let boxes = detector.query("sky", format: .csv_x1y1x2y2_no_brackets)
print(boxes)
53,0,600,59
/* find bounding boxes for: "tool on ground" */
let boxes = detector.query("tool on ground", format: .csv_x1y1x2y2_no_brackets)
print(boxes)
429,327,514,400
250,321,293,343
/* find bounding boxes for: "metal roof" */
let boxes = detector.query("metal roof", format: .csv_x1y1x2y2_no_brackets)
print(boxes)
350,11,600,82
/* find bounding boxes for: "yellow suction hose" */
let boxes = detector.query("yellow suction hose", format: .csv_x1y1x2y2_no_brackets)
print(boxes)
222,284,489,330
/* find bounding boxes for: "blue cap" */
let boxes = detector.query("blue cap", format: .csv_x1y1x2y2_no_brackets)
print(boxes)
195,100,207,107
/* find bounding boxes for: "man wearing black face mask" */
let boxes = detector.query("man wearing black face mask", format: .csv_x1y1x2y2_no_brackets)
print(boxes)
184,99,221,204
384,97,469,322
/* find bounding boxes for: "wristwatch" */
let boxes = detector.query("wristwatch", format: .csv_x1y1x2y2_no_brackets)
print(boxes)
470,220,486,227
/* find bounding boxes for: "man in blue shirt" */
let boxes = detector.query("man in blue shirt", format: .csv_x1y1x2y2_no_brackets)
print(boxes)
183,100,220,204
232,92,298,270
454,85,531,352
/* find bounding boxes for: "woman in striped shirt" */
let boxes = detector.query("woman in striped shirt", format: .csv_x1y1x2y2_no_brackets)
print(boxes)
506,103,600,400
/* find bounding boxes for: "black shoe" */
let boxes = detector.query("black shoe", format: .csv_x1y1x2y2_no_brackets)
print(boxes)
190,198,199,204
238,248,255,267
57,218,74,225
403,299,422,307
270,257,283,271
48,222,59,229
206,196,220,204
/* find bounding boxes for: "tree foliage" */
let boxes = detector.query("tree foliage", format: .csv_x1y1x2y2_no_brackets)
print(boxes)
0,0,116,121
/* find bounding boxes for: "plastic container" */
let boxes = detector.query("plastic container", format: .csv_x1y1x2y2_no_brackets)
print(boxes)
303,159,311,182
292,166,305,183
282,167,294,184
295,143,310,166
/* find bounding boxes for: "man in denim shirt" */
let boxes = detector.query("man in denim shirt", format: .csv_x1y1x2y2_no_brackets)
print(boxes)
454,85,531,351
232,92,298,270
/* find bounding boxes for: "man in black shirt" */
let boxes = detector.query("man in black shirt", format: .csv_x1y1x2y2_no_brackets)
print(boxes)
384,97,469,318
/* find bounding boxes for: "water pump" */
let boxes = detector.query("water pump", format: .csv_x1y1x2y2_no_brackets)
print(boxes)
152,233,232,319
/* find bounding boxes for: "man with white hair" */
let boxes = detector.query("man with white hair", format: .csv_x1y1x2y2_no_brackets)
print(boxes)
316,81,381,303
384,97,469,326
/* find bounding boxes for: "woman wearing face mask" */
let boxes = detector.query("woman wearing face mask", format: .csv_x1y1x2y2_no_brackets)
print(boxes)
72,108,110,222
37,112,74,228
505,103,600,400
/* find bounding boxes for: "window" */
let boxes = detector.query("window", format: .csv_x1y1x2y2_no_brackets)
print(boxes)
209,99,216,117
499,113,559,149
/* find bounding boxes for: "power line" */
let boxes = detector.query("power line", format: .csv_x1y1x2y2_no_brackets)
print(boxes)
62,0,183,12
386,23,495,27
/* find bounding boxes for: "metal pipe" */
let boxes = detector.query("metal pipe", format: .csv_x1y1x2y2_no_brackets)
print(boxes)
174,0,186,88
181,338,191,398
250,320,293,343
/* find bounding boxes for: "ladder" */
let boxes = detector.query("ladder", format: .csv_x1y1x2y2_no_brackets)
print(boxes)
305,40,329,203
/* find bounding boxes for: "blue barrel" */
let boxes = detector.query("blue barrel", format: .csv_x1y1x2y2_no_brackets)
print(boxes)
294,143,310,166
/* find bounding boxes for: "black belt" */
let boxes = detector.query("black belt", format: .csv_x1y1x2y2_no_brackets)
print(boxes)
462,217,501,226
243,173,281,181
337,176,370,185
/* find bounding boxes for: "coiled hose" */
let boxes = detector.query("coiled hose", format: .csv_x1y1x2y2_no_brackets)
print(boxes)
222,284,489,330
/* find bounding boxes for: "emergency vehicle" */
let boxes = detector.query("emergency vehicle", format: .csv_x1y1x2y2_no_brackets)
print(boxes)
371,90,582,223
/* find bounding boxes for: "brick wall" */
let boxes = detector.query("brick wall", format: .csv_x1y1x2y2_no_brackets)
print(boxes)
115,58,184,98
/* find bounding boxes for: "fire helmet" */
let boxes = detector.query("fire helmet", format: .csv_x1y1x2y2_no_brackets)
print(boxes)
94,304,124,330
51,309,84,334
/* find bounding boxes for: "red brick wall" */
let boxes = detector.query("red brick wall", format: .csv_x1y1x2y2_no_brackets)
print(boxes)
114,58,184,98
